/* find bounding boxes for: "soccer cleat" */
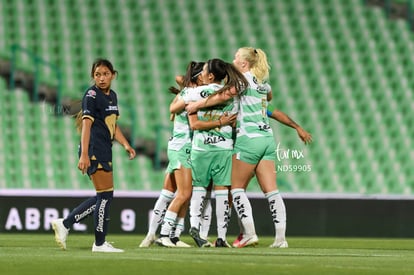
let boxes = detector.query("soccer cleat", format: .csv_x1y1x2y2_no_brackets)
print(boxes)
92,241,124,253
232,233,243,248
139,233,156,248
269,240,288,248
170,237,192,248
155,236,176,247
233,234,259,248
51,218,69,250
189,227,208,247
214,238,231,248
202,239,214,247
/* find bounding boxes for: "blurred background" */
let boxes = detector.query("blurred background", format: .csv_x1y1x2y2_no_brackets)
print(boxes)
0,0,413,197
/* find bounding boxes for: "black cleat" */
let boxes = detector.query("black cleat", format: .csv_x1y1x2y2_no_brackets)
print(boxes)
170,237,179,245
189,227,208,247
215,238,231,248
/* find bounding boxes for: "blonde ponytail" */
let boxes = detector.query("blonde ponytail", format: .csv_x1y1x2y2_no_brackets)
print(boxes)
251,48,270,84
238,47,270,84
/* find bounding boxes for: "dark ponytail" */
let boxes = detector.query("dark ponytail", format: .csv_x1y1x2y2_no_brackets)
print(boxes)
205,58,249,94
168,60,205,94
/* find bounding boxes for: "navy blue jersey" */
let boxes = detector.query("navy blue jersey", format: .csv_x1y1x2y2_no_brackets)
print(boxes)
80,85,119,162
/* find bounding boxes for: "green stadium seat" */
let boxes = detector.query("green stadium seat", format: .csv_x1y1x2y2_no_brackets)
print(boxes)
0,0,413,194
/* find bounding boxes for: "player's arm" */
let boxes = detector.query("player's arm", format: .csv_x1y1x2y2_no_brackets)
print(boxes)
186,87,237,114
78,118,92,174
268,107,313,145
170,94,186,114
267,90,273,101
188,112,237,131
114,124,136,159
175,75,184,88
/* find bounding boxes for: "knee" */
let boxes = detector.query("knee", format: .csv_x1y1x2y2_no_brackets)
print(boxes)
176,190,192,202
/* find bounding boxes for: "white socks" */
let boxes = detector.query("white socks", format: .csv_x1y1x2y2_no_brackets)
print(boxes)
215,189,230,240
199,190,212,240
160,210,178,236
265,190,287,242
147,189,174,235
231,188,256,236
172,216,185,238
190,186,207,229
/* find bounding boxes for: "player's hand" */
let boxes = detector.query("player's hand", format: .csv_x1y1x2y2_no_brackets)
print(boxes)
297,128,313,145
78,155,91,174
226,86,238,97
185,101,201,114
219,113,237,127
124,145,136,160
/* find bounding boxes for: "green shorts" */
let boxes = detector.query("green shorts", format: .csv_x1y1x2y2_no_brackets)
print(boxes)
233,136,276,164
191,150,232,188
166,145,192,173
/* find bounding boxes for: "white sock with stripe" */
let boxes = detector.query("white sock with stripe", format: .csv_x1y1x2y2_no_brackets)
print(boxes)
215,189,230,240
189,186,207,229
265,190,287,243
231,188,256,236
160,210,177,237
148,189,174,235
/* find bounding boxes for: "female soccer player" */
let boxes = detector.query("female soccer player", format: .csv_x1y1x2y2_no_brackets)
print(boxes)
51,58,136,252
232,102,312,247
179,59,248,247
153,61,212,248
140,61,212,248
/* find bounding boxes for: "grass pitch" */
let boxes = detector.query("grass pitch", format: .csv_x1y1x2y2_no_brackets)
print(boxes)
1,234,413,275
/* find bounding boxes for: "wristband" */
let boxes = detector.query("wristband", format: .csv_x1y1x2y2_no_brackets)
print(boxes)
266,110,273,117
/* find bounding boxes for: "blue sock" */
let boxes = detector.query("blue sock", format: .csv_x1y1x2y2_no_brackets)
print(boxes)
63,196,97,229
94,191,113,246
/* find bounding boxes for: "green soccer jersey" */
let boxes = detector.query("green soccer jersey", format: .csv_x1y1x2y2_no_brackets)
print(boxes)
236,71,273,140
183,83,236,152
168,87,192,151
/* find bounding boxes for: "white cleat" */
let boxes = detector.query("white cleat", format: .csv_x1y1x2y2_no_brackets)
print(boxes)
92,241,124,253
233,234,259,248
51,219,69,250
170,237,192,248
155,237,176,247
139,234,156,248
174,240,192,248
269,240,288,248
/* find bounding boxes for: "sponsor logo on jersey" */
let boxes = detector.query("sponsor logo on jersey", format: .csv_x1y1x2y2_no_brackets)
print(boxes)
200,90,210,98
86,90,96,98
105,105,118,111
257,85,268,93
204,135,225,145
258,124,271,131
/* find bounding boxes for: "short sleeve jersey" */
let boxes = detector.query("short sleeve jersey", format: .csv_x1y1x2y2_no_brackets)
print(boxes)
81,86,119,162
168,87,192,151
183,84,237,152
236,71,273,139
267,102,276,113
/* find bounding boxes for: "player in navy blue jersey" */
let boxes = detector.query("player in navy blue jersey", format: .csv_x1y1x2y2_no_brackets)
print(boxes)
51,58,136,253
